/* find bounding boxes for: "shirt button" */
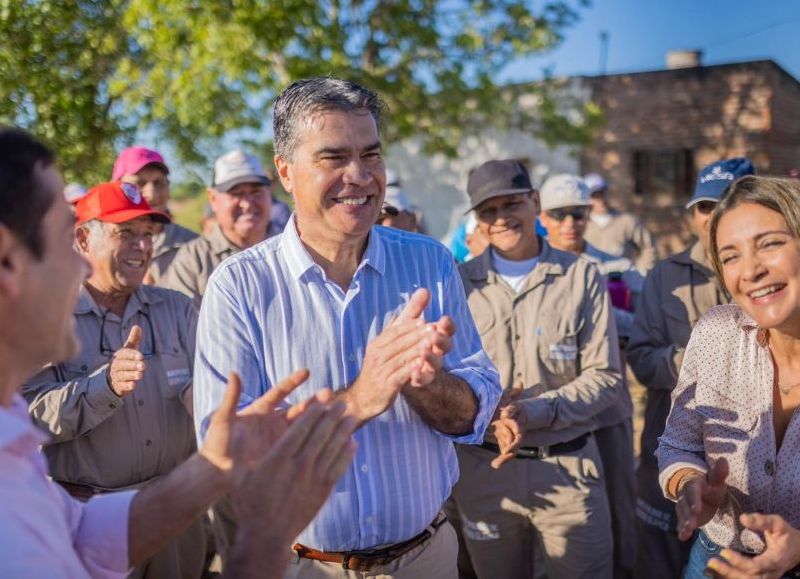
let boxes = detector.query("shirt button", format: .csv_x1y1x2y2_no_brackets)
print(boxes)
361,464,368,473
80,364,88,371
366,516,374,524
765,460,775,476
145,439,152,447
138,400,144,406
348,353,357,362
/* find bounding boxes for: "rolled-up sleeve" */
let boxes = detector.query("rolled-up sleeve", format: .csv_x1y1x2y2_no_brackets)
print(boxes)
439,261,502,444
656,321,710,499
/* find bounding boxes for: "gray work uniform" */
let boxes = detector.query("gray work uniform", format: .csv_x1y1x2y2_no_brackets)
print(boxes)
626,241,728,579
585,209,658,272
22,284,204,579
161,224,240,303
453,240,622,579
581,242,641,577
149,222,198,285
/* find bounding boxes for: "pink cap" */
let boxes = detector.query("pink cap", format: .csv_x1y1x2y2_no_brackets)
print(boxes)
111,146,169,181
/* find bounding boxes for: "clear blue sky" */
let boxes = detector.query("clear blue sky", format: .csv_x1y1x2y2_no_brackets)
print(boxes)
500,0,800,83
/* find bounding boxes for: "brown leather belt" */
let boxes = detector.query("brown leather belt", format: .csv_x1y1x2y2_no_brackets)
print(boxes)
480,432,590,460
293,513,447,572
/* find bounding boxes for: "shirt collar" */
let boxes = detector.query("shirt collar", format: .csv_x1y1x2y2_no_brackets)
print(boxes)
465,237,563,282
74,284,163,316
207,224,241,258
0,394,48,453
280,214,386,281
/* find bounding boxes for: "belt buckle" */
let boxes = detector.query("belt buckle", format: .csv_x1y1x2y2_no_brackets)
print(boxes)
341,552,353,571
538,445,550,460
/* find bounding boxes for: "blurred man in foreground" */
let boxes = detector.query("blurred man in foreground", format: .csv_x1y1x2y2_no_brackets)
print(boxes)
0,127,356,579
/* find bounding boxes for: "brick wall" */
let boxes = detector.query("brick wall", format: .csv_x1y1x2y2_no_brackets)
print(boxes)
579,61,800,256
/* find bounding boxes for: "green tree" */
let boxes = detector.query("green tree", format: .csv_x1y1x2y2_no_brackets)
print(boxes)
0,0,598,183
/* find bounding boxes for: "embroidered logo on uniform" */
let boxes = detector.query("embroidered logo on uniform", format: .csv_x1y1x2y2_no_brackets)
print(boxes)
167,368,190,386
121,183,143,205
462,517,501,541
549,343,578,360
535,326,543,336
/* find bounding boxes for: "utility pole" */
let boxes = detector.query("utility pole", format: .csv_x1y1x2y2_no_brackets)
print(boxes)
599,31,609,75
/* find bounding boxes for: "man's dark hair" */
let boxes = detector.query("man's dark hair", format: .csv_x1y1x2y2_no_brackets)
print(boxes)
273,77,384,161
0,128,56,258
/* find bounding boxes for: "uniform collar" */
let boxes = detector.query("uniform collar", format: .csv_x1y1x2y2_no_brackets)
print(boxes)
207,224,241,258
280,214,386,281
463,237,565,283
74,284,164,316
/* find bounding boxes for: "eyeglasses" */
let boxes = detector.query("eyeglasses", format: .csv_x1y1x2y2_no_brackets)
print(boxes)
99,308,158,358
545,207,590,222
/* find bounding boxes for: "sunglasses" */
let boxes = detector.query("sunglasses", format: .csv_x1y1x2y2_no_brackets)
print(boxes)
693,201,717,215
545,207,590,222
99,307,158,359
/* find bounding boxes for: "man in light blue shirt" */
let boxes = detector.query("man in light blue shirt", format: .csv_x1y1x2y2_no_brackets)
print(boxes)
194,77,501,578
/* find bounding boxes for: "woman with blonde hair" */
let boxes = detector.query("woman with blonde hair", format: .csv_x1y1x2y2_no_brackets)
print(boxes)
657,176,800,578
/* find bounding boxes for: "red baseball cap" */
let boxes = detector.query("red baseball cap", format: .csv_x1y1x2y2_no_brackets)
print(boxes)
75,182,171,226
111,146,169,181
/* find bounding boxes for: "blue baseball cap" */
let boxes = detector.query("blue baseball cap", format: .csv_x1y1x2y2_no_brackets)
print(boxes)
686,157,755,209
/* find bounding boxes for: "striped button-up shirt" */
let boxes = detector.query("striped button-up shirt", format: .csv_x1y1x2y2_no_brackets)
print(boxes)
194,216,501,550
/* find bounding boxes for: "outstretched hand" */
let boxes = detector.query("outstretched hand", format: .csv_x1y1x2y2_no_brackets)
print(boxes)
706,513,800,578
676,458,729,541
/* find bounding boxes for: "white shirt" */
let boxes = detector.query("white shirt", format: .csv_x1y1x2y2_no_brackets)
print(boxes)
491,250,539,293
194,218,501,550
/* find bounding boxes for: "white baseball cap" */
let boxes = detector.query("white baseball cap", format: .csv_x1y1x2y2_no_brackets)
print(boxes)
539,174,591,211
212,150,271,192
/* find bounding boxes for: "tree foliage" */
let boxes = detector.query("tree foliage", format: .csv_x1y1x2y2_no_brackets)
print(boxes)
0,0,598,183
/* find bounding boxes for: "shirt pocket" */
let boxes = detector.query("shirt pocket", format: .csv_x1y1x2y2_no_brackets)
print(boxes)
694,388,759,457
538,329,579,383
156,351,192,399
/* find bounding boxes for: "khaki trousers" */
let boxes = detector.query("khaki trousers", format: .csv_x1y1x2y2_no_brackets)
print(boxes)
595,419,637,577
128,514,206,579
283,521,458,579
634,461,692,579
452,435,613,579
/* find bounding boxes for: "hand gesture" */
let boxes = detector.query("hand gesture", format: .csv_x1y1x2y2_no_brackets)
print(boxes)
346,303,437,423
490,402,527,469
706,514,800,578
396,288,456,388
233,389,358,545
108,325,145,396
200,369,313,487
677,458,729,541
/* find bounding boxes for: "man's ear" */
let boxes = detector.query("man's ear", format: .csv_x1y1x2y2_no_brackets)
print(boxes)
0,224,27,299
75,225,90,254
274,155,294,194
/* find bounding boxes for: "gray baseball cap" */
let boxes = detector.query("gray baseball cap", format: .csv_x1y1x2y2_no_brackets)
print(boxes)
466,160,534,212
539,174,591,211
212,150,271,192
